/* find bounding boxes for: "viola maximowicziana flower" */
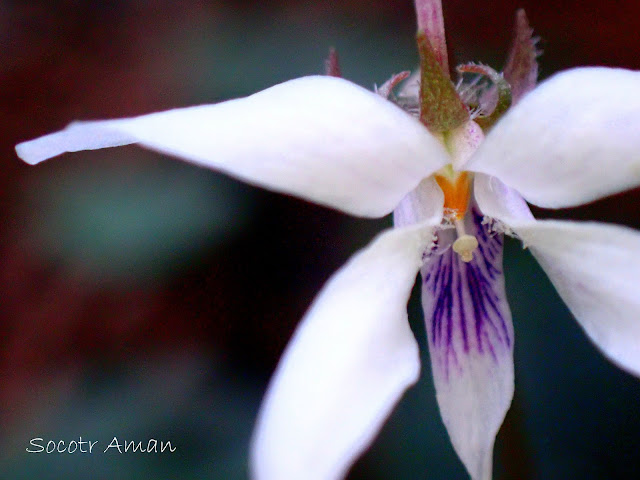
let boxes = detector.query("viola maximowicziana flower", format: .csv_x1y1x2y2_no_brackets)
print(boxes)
14,0,640,479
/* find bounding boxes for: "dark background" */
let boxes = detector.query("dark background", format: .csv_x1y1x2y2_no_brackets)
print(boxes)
1,1,640,478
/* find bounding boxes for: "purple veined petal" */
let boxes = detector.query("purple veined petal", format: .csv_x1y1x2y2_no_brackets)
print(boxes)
421,203,514,480
464,67,640,209
250,219,441,480
509,220,640,378
16,76,449,218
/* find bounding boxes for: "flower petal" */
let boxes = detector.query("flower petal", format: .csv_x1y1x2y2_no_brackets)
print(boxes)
16,76,449,217
250,221,440,480
15,124,136,160
421,204,514,480
510,220,640,377
475,173,640,377
473,173,534,224
465,67,640,208
393,176,444,227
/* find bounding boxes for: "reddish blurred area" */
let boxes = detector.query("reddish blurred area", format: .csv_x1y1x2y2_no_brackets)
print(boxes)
1,0,640,457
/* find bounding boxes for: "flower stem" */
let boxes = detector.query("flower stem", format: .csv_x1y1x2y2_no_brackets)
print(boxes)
414,0,449,76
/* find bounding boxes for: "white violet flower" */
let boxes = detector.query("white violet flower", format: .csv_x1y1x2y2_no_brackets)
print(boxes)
15,1,640,479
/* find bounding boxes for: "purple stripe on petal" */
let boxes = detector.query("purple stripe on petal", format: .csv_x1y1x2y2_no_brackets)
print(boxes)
422,205,514,381
421,204,515,480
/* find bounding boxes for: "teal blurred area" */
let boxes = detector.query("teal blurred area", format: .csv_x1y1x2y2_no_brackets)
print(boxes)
22,149,255,283
1,1,640,479
0,352,261,479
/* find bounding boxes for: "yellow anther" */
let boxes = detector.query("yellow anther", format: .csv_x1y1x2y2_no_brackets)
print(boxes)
452,234,479,263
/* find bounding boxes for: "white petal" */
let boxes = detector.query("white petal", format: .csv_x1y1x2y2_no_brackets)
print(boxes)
473,173,534,225
393,176,444,227
250,220,441,480
511,220,640,377
465,67,640,208
474,173,640,377
16,76,449,217
14,123,136,161
421,203,514,480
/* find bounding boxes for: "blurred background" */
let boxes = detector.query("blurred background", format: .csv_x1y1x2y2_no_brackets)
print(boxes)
1,0,640,478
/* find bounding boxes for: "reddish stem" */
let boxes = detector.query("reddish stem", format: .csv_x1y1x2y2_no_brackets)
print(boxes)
414,0,449,76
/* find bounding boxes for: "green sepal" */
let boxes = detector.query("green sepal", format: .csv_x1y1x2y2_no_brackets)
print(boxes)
457,63,512,130
417,31,469,133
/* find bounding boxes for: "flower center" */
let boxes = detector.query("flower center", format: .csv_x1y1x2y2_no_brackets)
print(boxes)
433,171,479,263
435,120,485,263
433,170,471,220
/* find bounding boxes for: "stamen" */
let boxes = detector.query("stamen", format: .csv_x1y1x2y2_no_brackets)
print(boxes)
453,235,479,262
452,219,479,263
